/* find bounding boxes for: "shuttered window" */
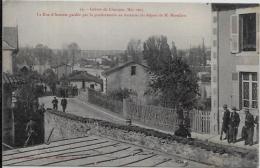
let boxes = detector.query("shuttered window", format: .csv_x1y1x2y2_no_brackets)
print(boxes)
230,12,258,53
230,15,239,53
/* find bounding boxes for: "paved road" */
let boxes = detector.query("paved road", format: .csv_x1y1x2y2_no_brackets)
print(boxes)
3,135,214,167
39,96,126,124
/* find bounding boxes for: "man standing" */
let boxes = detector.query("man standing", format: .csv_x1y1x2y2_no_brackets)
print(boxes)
245,109,255,146
61,97,67,112
52,97,58,110
228,107,240,143
220,104,230,140
24,117,37,147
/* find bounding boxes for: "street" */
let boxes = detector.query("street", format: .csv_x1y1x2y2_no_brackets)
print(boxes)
39,96,126,124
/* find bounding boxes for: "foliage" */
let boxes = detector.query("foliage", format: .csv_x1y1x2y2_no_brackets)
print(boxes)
43,68,58,84
107,88,137,101
34,44,53,65
143,35,199,110
67,42,81,66
88,89,123,114
143,35,172,72
126,39,143,63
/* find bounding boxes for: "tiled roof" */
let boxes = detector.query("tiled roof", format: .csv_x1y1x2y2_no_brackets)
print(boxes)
2,73,25,86
68,72,103,84
102,61,148,76
3,27,18,50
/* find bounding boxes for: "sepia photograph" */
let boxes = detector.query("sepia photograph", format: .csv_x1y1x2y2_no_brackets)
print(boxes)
2,1,259,167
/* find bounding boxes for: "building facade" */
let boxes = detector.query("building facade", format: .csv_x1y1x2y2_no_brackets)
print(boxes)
210,4,259,135
102,61,149,102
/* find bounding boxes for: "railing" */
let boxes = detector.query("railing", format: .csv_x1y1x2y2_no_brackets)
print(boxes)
88,88,123,114
124,100,211,134
190,110,210,134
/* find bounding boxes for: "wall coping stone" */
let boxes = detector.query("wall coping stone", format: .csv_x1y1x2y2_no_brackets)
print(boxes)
45,109,258,162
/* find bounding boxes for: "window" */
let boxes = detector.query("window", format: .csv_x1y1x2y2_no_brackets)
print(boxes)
230,12,257,53
239,13,256,51
131,66,136,76
241,72,258,109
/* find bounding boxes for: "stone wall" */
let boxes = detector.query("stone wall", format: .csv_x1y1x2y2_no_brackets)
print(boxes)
44,110,258,168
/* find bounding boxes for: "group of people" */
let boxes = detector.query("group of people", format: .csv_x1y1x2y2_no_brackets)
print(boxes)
52,96,68,112
220,104,258,146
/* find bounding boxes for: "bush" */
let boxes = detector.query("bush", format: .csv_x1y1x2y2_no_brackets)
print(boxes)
107,88,137,101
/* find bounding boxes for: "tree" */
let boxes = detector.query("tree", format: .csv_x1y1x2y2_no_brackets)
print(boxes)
67,42,80,67
143,35,199,110
126,39,143,63
34,44,52,65
43,69,58,94
143,35,172,72
108,88,137,101
171,41,177,58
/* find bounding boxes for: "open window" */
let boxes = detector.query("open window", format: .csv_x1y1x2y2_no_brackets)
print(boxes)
131,66,136,76
230,13,258,53
239,13,256,51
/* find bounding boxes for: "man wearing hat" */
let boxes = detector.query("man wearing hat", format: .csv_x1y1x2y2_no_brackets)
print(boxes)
220,104,230,140
244,109,255,145
24,116,38,146
228,106,240,143
52,97,58,110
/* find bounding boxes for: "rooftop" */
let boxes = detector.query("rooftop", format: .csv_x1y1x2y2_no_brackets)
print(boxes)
2,135,207,167
102,61,148,76
68,71,103,84
3,27,18,50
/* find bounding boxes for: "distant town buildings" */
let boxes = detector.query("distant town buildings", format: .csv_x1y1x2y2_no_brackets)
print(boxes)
52,63,73,79
68,71,103,91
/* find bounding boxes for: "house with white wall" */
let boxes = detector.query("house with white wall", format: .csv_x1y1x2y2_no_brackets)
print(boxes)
210,4,259,136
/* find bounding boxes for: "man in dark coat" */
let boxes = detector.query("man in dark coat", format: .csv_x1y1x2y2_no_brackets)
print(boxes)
228,107,240,143
244,109,255,145
61,97,67,112
24,117,37,146
174,124,191,138
52,97,58,110
220,104,230,140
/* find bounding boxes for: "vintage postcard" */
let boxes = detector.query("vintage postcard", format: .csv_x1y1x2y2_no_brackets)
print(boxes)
2,1,259,167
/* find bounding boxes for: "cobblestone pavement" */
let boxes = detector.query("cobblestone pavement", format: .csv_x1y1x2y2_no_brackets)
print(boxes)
39,96,258,150
3,135,214,167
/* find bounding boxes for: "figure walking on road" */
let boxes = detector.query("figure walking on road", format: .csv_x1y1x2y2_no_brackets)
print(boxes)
244,109,254,146
61,97,67,112
228,107,240,143
220,104,230,141
52,97,58,110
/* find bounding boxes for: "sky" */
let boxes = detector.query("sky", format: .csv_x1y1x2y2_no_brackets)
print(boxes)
3,1,211,50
